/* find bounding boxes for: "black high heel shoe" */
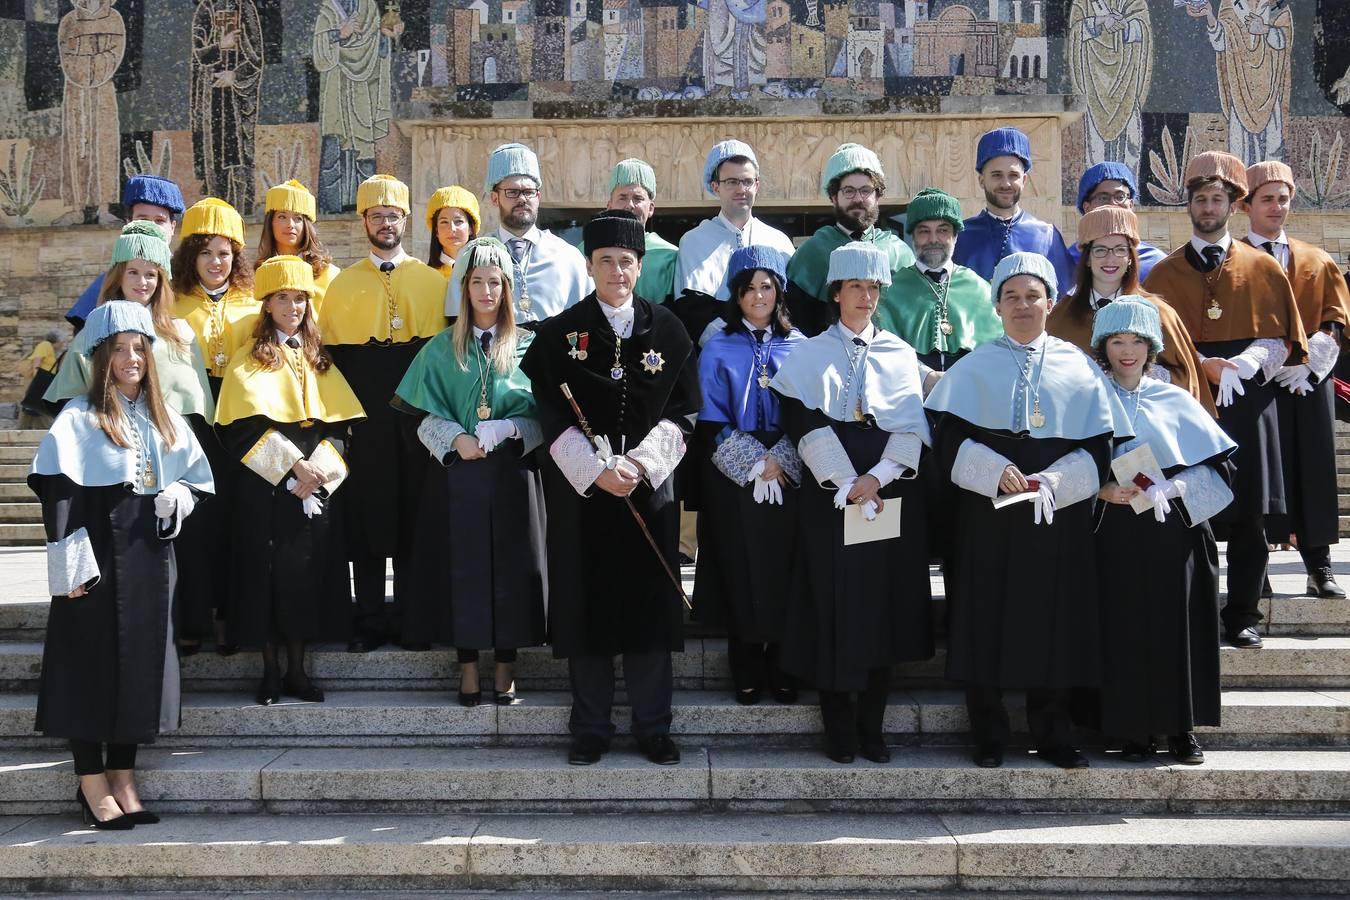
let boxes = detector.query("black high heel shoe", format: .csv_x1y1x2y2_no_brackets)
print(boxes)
283,673,325,703
76,788,134,830
457,689,482,707
256,670,282,706
124,808,160,825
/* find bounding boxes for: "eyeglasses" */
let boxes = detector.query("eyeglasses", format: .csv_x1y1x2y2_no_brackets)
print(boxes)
501,188,540,201
716,177,758,190
364,213,405,225
1089,191,1132,206
837,186,877,200
1089,245,1132,259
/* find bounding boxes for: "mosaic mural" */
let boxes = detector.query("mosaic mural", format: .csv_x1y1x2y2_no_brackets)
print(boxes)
0,0,1348,228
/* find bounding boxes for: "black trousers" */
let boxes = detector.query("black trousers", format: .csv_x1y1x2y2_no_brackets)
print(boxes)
818,666,889,752
727,639,792,692
352,552,406,638
456,648,519,664
1300,543,1333,574
964,684,1075,749
567,651,673,741
70,740,138,776
1223,516,1268,631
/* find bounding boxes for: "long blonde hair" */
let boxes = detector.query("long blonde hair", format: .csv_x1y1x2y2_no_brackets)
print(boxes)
99,260,189,354
453,265,520,374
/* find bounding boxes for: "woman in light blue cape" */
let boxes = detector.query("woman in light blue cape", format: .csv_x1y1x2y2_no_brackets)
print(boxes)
1089,296,1234,767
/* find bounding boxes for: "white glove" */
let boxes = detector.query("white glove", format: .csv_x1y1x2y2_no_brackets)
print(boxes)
1216,366,1246,407
861,498,879,520
1027,473,1056,525
833,477,857,510
752,475,769,504
474,419,518,454
286,477,325,518
747,459,766,486
1229,354,1260,381
1275,363,1312,387
763,477,783,505
154,482,194,522
1146,484,1172,522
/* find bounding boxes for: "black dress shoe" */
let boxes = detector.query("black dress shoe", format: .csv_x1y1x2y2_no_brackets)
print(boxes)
283,673,324,702
255,672,281,706
347,634,386,653
494,688,516,705
637,734,681,765
76,788,134,830
1168,732,1205,764
215,643,239,657
826,748,855,764
735,688,761,706
457,689,481,708
1307,568,1347,599
1037,746,1089,769
859,737,891,764
1120,740,1156,763
773,686,798,705
568,735,607,765
972,743,1003,768
1226,626,1264,649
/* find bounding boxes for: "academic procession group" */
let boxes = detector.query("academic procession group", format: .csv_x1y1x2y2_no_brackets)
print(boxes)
25,122,1349,830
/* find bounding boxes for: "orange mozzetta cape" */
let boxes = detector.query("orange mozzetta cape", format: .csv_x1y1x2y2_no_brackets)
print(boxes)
1286,237,1350,336
1047,290,1217,418
1143,238,1308,364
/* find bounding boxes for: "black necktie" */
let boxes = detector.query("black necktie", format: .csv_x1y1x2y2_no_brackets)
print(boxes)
480,331,492,355
1262,241,1277,257
752,328,766,344
1095,294,1112,309
285,336,300,349
1201,246,1223,272
853,337,866,347
508,238,528,264
849,230,865,242
379,261,395,274
925,269,947,284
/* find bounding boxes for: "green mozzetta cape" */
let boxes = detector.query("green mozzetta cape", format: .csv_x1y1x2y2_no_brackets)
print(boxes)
875,265,1004,354
394,328,537,430
572,231,678,304
785,224,916,303
45,320,216,420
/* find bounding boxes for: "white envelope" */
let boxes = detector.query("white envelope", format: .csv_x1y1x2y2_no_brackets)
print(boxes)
843,499,902,545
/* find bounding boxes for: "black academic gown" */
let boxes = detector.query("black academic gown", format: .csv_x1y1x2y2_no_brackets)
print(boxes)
1266,376,1339,548
1092,457,1230,740
520,294,700,658
217,418,354,647
934,417,1113,689
31,477,180,744
327,341,431,565
401,435,548,651
172,413,233,641
775,400,933,692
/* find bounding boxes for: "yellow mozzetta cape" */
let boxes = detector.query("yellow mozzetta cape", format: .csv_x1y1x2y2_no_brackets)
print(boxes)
310,262,341,318
215,343,366,426
174,285,262,378
320,258,448,346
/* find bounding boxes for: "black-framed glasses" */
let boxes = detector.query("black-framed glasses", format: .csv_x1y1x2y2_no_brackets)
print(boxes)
837,186,877,200
364,212,406,225
1089,191,1132,206
716,177,758,190
501,188,540,200
1089,245,1131,259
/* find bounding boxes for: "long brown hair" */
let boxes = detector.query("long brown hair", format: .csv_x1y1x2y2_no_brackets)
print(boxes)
452,265,519,374
251,290,332,373
171,233,254,295
726,267,793,337
426,206,480,269
98,260,189,353
88,332,177,448
257,211,334,279
1068,238,1143,325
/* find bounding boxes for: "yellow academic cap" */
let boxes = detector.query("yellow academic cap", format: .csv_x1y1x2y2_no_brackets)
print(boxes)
265,179,317,220
180,197,245,244
356,174,410,215
426,185,481,234
253,255,315,299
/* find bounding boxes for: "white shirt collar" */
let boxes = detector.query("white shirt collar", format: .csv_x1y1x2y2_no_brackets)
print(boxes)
1090,286,1120,311
440,252,457,267
1006,331,1047,351
275,329,300,346
742,317,774,335
471,324,497,340
1189,233,1232,256
202,283,228,300
916,258,955,276
1246,229,1288,247
717,211,753,235
599,296,635,337
369,246,409,269
835,320,876,345
498,224,542,245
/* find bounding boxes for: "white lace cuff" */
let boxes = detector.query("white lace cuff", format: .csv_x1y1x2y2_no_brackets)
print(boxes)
628,419,686,490
550,426,605,495
766,435,803,485
881,431,922,478
799,426,857,488
1146,363,1171,384
951,438,1009,498
1234,337,1288,382
418,415,466,463
510,416,544,455
47,526,100,596
1038,448,1100,509
712,430,770,484
310,439,349,494
1175,464,1234,526
1307,330,1339,382
242,429,305,486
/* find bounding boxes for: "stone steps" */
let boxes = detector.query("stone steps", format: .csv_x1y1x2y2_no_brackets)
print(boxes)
0,688,1344,750
0,524,42,546
3,637,1348,691
1,746,1348,817
0,448,34,465
0,503,40,525
1,810,1347,895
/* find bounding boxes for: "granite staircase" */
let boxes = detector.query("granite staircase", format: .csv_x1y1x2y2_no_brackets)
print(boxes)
0,428,1346,893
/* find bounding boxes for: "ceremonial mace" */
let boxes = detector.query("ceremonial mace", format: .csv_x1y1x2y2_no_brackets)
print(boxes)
560,383,693,610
